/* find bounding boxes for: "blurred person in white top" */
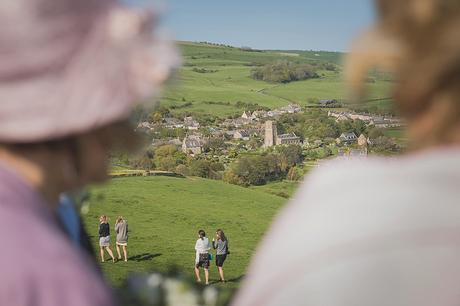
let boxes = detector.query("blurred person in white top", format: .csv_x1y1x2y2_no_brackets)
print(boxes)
233,0,460,305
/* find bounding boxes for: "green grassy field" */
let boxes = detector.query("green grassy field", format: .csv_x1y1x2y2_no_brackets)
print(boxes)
383,127,409,145
159,41,394,117
249,161,317,198
250,180,299,198
82,176,287,289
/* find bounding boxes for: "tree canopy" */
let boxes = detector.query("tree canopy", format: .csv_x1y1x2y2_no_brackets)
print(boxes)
251,60,319,83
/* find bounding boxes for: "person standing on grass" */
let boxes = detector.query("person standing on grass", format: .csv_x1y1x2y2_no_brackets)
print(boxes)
115,216,129,262
212,229,229,282
195,229,211,285
99,215,115,263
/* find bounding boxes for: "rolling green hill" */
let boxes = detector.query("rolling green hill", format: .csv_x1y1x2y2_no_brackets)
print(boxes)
82,176,286,289
159,41,394,117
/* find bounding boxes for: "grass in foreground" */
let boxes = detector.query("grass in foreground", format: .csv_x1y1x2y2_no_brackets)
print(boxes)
82,176,287,289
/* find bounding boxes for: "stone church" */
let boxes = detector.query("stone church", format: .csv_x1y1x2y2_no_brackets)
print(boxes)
264,120,301,147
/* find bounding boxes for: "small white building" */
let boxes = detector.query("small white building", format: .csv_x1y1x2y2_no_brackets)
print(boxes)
184,117,200,130
234,130,251,141
276,133,302,145
280,104,302,114
182,135,203,155
357,134,368,147
164,117,184,129
137,121,152,130
337,132,358,144
241,111,251,120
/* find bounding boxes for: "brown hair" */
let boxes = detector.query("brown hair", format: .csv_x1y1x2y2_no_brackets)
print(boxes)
216,229,227,242
346,0,460,147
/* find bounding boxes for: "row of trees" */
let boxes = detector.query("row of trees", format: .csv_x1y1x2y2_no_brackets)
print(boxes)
120,145,225,180
251,60,319,83
223,145,303,186
123,143,306,186
191,67,218,73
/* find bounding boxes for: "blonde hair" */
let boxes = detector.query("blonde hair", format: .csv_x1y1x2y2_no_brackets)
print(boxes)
116,216,125,224
346,0,460,147
99,215,108,223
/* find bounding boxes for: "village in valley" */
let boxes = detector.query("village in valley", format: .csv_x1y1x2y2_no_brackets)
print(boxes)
125,100,405,188
111,41,405,189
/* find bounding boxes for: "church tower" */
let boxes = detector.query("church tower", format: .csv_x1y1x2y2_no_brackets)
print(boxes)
264,120,277,147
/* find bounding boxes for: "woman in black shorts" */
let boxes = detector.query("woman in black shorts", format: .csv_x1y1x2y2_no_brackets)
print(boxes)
212,229,229,282
194,229,211,284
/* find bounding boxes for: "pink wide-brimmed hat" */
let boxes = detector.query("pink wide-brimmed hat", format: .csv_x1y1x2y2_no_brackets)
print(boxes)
0,0,179,143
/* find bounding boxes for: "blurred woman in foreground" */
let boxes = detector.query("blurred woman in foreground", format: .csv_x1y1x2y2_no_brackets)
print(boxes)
0,0,177,304
233,0,460,305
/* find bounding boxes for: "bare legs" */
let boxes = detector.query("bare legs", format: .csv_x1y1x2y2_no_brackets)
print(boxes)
106,246,115,262
100,246,115,262
123,245,128,261
194,267,209,285
218,266,225,282
116,244,128,261
194,266,201,282
116,244,121,260
204,268,209,285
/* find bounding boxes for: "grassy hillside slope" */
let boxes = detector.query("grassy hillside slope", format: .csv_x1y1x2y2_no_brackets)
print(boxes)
160,41,394,117
82,176,286,288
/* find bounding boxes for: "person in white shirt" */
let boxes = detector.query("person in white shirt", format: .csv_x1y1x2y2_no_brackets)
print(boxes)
194,229,211,285
232,1,460,305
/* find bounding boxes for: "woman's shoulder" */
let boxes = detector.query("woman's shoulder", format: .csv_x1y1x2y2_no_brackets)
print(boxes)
306,156,391,184
302,149,460,195
291,157,387,204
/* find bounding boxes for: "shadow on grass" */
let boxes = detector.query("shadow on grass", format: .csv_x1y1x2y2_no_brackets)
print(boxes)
129,253,162,262
227,274,245,283
208,274,245,285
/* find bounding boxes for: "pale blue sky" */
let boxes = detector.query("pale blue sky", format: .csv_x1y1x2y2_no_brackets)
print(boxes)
125,0,376,52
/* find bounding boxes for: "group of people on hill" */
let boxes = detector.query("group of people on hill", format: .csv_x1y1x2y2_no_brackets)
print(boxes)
98,221,230,285
195,229,229,285
99,215,129,262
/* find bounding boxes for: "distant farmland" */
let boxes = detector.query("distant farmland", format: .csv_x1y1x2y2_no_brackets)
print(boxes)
160,41,394,117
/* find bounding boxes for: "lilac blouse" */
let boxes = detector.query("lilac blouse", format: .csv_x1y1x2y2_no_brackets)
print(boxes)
0,162,115,306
